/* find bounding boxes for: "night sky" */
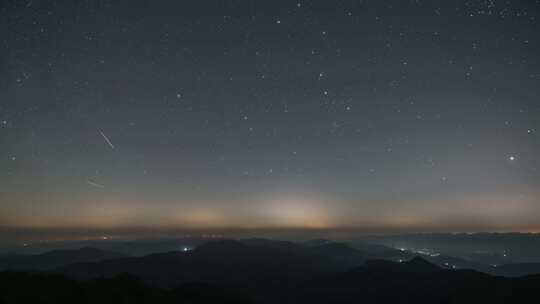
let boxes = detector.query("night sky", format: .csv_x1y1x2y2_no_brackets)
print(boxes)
1,0,539,234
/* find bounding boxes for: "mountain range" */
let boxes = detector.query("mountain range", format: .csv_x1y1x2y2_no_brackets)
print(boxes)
1,239,539,303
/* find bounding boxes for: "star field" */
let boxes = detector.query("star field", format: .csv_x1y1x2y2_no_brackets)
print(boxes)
0,0,539,233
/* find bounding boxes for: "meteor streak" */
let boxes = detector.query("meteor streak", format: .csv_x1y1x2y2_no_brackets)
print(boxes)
87,179,105,188
98,129,115,149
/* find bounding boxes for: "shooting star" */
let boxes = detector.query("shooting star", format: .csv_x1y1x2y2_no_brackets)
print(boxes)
98,129,115,149
87,179,105,188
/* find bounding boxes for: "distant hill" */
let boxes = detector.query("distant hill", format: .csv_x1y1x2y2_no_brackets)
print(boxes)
0,247,126,271
50,240,540,303
240,238,300,249
489,262,540,277
306,242,366,267
294,257,540,304
360,232,540,264
58,240,350,290
242,238,367,268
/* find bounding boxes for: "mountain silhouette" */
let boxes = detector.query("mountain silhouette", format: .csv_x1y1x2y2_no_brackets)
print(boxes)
294,257,540,304
0,247,126,271
360,256,440,274
0,271,253,304
2,240,539,303
489,262,540,277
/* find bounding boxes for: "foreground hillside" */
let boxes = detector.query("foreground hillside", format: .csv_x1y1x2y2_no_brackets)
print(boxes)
0,272,252,304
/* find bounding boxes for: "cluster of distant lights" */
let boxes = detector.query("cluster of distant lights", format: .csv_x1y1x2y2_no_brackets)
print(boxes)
399,247,440,258
398,247,459,268
19,234,218,255
20,239,194,253
398,246,512,270
201,234,223,238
